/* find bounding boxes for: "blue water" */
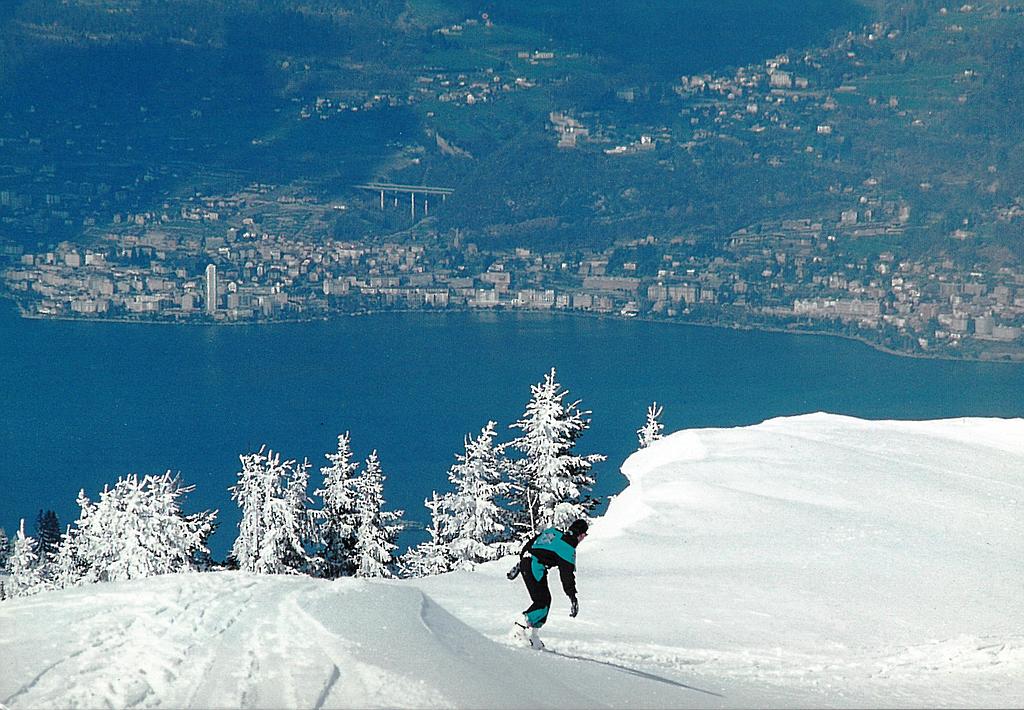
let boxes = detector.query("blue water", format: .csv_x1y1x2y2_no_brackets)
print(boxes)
2,302,1023,559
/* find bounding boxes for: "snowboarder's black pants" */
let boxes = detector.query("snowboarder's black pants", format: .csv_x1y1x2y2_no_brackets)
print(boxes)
520,556,551,628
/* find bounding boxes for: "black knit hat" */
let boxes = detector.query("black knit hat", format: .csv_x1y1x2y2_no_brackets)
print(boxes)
568,519,589,538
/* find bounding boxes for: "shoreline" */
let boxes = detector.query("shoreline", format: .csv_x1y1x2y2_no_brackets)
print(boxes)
5,298,1024,364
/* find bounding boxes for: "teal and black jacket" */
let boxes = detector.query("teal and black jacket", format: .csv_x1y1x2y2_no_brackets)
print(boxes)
520,526,579,599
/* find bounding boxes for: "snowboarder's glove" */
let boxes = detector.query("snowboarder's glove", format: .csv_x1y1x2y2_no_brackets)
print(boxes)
569,596,579,618
506,563,521,581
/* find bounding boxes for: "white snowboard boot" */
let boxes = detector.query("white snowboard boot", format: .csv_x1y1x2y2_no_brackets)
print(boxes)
528,626,545,651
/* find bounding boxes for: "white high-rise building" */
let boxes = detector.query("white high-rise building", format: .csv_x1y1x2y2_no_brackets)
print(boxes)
205,264,218,314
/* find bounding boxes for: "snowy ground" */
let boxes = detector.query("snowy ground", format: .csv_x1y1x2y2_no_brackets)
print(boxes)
2,413,1022,708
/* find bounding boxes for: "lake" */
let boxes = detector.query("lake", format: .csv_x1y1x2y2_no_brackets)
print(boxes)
2,303,1023,558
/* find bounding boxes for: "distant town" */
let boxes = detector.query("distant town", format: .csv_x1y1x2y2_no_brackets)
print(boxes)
3,174,1022,361
2,3,1023,361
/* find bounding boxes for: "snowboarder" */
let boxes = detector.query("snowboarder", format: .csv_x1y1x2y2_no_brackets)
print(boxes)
508,519,588,649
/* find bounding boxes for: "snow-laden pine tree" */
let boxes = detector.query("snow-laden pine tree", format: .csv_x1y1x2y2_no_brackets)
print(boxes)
280,457,321,575
637,402,665,449
7,520,48,597
49,525,86,590
230,447,314,575
315,433,361,578
70,473,216,583
231,448,276,573
0,526,10,572
34,510,61,563
509,368,606,535
352,450,404,578
443,421,513,568
399,492,455,578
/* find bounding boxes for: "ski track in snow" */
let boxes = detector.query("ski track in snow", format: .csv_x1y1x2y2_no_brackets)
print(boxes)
2,574,255,709
0,574,450,710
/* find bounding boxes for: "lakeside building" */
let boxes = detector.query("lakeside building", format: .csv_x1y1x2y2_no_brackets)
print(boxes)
205,264,217,314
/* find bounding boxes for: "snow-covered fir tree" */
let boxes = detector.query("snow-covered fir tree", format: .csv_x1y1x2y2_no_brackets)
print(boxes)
637,402,665,449
315,433,362,578
48,525,87,591
509,368,606,535
230,447,314,575
399,492,455,578
443,421,513,568
70,473,216,583
352,451,404,578
7,520,48,598
281,457,321,575
0,526,10,572
34,510,61,563
231,448,277,573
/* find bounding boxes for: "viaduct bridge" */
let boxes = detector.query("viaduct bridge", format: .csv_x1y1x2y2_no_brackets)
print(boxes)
354,182,455,219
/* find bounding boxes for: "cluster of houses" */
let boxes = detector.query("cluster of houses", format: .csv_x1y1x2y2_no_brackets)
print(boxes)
4,184,1022,356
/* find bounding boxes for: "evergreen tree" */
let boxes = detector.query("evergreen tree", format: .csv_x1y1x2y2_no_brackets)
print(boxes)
399,492,455,578
352,451,404,578
49,525,86,590
70,473,216,583
34,510,61,563
281,457,321,575
509,368,606,535
637,402,665,449
231,447,277,574
443,421,513,568
0,526,10,572
230,447,313,575
190,518,219,572
8,520,47,597
315,433,362,578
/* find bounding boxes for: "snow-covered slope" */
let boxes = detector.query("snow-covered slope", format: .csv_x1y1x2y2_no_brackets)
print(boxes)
1,572,705,709
2,414,1022,708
